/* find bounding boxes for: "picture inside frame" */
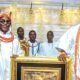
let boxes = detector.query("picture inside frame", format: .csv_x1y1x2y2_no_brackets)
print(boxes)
17,62,65,80
21,67,61,80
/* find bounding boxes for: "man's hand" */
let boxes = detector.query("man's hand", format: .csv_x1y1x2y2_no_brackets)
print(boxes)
58,52,67,62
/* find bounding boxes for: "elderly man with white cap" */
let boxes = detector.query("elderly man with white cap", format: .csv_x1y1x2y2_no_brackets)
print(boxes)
0,12,23,80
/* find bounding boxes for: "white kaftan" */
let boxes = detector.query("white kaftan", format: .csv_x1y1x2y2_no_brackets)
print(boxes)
57,24,80,80
0,31,22,80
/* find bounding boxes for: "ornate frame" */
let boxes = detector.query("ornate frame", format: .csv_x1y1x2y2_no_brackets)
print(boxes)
11,57,71,80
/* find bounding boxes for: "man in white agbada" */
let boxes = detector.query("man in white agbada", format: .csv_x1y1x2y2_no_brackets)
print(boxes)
0,12,23,80
57,25,80,80
17,27,29,56
37,31,58,57
28,30,40,56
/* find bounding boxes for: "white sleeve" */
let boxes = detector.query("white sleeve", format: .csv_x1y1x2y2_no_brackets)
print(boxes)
36,42,45,56
13,39,23,56
57,26,76,54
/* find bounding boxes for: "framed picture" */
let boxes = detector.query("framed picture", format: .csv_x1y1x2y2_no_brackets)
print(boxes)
11,57,71,80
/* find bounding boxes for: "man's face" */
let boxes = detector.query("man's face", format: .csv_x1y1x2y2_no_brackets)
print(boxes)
29,32,36,41
47,32,54,41
0,16,11,33
17,28,24,38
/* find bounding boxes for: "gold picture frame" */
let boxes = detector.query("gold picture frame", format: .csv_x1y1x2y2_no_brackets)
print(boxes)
11,57,72,80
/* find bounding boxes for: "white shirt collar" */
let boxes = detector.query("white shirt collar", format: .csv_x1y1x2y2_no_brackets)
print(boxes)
28,40,38,47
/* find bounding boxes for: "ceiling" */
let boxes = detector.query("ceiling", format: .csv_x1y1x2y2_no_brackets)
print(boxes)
0,0,80,8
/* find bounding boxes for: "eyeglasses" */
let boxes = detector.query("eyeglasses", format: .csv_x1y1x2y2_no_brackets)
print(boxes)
0,19,11,24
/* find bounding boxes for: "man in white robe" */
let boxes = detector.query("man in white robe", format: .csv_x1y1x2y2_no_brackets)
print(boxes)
37,31,58,57
17,27,29,56
28,30,40,56
57,24,80,80
0,12,23,80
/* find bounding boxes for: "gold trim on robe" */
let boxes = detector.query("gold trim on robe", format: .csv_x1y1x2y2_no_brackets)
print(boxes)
19,39,29,56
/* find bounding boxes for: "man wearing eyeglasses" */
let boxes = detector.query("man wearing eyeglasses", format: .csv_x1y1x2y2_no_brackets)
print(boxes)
0,12,23,80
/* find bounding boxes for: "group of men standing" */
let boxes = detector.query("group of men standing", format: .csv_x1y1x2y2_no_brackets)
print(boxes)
17,27,58,57
17,23,80,80
0,12,80,80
